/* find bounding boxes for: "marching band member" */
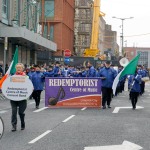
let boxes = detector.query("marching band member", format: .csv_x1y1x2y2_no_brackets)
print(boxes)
98,61,117,109
31,65,45,109
128,69,142,109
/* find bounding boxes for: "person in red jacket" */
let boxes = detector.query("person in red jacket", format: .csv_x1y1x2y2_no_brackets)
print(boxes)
10,63,27,131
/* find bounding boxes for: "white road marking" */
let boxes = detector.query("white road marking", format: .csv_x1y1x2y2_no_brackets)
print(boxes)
112,106,144,113
28,130,52,144
0,110,7,114
62,115,75,123
84,140,143,150
29,102,35,105
28,99,43,105
112,107,120,113
33,107,48,112
123,140,143,149
0,94,5,100
117,96,125,97
81,107,87,111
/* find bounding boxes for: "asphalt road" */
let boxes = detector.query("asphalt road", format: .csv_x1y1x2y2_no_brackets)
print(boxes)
0,82,150,150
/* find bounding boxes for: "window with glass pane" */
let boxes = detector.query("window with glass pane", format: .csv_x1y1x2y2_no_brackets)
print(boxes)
45,0,54,17
14,0,19,20
2,0,8,19
50,25,54,41
43,24,48,38
38,2,42,17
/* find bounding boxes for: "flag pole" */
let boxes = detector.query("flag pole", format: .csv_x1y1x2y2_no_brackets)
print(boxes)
3,37,8,74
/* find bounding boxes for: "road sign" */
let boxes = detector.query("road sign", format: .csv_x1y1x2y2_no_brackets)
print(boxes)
64,57,70,64
64,49,71,57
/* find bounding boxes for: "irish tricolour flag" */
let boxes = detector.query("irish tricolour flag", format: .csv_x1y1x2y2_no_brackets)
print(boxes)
112,54,140,95
0,47,18,89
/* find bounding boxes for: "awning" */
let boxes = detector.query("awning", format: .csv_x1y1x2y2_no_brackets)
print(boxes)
0,26,57,51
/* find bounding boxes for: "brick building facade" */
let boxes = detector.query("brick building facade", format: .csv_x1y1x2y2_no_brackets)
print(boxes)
40,0,75,56
124,47,150,68
104,24,119,57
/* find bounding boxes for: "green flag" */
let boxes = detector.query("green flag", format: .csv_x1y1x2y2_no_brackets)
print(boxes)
10,46,18,75
119,54,140,80
112,54,140,95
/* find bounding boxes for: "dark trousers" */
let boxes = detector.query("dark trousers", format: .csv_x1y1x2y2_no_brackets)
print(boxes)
115,85,120,96
120,82,125,92
10,100,27,126
130,92,139,108
32,90,42,106
141,81,145,94
29,92,33,99
102,87,112,107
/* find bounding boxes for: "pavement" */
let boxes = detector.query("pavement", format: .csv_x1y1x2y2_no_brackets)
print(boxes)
0,82,150,149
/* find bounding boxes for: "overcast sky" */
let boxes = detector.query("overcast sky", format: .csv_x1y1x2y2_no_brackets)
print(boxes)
101,0,150,48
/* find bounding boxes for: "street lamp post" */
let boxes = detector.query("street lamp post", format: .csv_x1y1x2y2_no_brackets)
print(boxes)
112,16,133,56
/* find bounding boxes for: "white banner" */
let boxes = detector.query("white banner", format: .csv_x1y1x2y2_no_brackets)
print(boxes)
2,75,33,101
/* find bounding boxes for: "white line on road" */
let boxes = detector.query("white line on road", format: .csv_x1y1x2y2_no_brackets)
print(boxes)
28,130,52,144
84,140,143,150
33,107,48,112
81,107,87,111
122,140,143,149
29,102,35,105
0,94,5,100
62,115,75,123
117,96,125,97
112,106,144,113
112,107,120,113
0,110,7,114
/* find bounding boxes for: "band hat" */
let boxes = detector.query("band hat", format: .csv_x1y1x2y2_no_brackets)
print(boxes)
105,60,111,64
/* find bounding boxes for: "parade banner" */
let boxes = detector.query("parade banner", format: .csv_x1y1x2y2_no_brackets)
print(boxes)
2,75,33,101
45,78,101,108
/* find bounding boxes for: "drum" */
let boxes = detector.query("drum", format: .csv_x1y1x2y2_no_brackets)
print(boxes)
141,77,150,82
